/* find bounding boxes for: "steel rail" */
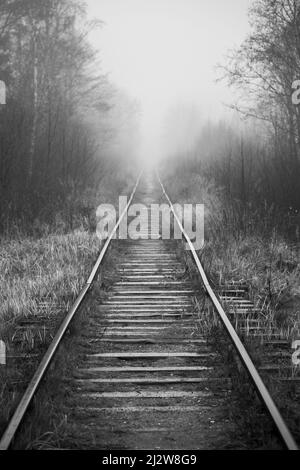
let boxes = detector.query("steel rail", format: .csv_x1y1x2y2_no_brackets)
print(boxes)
0,173,142,450
157,172,298,451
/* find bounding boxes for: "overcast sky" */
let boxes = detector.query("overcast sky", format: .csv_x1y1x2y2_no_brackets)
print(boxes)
85,0,253,160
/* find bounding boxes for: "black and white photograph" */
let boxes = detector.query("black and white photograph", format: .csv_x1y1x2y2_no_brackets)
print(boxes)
0,0,299,455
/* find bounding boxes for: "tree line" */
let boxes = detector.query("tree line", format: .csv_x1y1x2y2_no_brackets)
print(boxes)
220,0,300,211
0,0,136,232
168,0,300,215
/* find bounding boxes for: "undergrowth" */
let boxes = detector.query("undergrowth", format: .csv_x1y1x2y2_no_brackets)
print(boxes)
164,167,300,448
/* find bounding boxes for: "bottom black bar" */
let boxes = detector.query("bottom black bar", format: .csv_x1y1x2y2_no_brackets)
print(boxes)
0,449,294,467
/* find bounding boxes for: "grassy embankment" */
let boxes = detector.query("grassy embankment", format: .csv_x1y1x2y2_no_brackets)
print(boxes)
0,171,134,439
163,169,300,338
162,168,300,448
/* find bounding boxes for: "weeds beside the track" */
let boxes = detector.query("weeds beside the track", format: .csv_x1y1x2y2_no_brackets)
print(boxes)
163,169,300,342
10,242,123,450
0,230,101,437
0,173,135,443
164,169,300,448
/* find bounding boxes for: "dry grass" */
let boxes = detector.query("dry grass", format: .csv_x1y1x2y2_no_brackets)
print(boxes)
0,231,99,324
0,172,134,441
162,166,300,448
10,241,123,449
0,170,134,331
163,168,300,338
0,229,101,435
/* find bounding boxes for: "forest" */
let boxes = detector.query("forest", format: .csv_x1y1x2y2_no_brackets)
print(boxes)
164,0,300,226
0,0,139,235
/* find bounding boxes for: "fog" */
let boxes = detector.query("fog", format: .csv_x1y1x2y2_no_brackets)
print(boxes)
86,0,252,165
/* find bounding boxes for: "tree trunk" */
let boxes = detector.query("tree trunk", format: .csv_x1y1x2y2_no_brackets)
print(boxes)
240,136,246,204
28,33,38,186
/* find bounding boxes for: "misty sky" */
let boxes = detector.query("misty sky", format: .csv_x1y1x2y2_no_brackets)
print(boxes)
86,0,253,160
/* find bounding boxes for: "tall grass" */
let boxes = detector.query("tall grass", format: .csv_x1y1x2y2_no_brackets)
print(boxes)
0,171,134,437
163,167,300,337
164,167,300,447
0,231,99,323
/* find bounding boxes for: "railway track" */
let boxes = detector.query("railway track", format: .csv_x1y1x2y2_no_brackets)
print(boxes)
0,173,298,450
